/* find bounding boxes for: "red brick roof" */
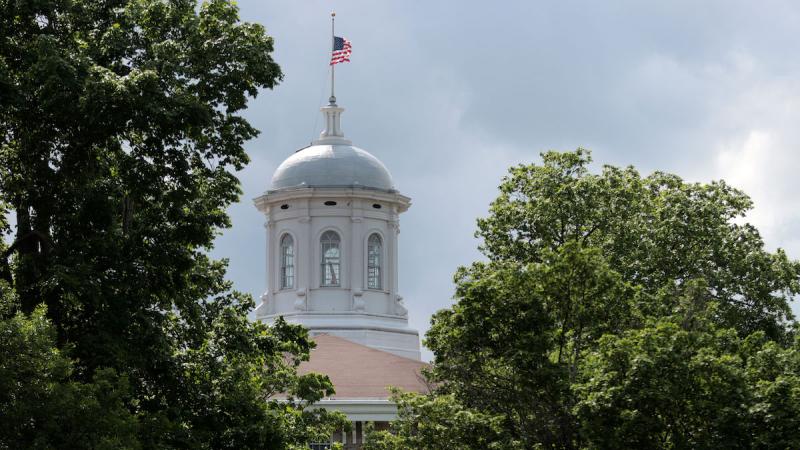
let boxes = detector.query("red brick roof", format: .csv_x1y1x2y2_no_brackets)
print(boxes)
299,334,430,399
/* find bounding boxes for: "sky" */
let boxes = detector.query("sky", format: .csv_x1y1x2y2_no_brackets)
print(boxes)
213,1,800,360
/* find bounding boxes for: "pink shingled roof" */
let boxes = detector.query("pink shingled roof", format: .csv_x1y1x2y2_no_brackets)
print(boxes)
298,334,430,399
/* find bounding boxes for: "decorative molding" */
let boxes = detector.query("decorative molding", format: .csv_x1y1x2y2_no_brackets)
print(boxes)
352,290,365,312
253,187,411,212
294,288,307,311
394,295,408,317
258,292,273,315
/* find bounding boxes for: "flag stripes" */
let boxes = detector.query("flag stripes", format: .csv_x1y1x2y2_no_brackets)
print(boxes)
331,36,351,65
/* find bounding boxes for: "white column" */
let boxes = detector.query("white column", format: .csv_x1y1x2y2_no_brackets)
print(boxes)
301,198,312,292
351,204,364,292
393,221,399,295
264,220,272,293
261,217,272,316
387,207,399,314
267,213,276,296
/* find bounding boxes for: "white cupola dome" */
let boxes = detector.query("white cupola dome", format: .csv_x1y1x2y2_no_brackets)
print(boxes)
270,144,395,192
270,99,394,192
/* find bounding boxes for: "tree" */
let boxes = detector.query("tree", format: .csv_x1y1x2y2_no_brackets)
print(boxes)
424,244,638,447
574,286,751,449
0,290,139,449
371,150,800,449
0,0,344,446
363,390,522,450
574,288,800,449
477,150,798,341
741,333,800,449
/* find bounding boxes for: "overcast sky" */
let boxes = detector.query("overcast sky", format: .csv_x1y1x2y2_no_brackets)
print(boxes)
213,1,800,360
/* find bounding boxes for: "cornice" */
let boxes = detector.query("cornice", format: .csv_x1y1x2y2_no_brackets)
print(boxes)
253,187,411,212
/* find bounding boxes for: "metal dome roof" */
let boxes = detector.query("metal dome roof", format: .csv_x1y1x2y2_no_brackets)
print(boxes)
270,98,395,192
270,144,395,191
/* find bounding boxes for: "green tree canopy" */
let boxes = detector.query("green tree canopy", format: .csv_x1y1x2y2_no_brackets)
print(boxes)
0,297,139,449
575,300,800,449
0,0,344,447
478,150,798,340
368,150,800,449
363,390,523,450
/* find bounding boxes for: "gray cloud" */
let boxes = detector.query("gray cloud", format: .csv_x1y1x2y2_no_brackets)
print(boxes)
213,0,800,360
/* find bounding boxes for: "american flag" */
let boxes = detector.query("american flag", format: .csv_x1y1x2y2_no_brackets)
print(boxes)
330,36,351,65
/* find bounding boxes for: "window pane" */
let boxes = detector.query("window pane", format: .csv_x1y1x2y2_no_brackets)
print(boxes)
280,235,294,289
367,234,382,290
321,231,341,286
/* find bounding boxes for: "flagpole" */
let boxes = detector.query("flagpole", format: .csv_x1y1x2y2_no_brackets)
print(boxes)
330,11,335,104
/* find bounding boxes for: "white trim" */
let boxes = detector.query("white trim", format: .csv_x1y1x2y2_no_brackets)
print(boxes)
263,310,415,321
255,188,411,214
308,399,399,422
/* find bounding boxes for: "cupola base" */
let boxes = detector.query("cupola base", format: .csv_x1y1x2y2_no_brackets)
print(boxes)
260,312,421,360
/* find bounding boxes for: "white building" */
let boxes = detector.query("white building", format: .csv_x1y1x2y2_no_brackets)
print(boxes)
254,96,427,448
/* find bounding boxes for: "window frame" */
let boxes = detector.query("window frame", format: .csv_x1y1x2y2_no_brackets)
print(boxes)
279,233,295,290
366,233,383,290
320,230,342,287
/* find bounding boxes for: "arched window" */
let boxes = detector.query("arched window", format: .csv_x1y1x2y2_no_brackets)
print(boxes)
280,234,294,289
367,233,382,290
320,231,341,287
